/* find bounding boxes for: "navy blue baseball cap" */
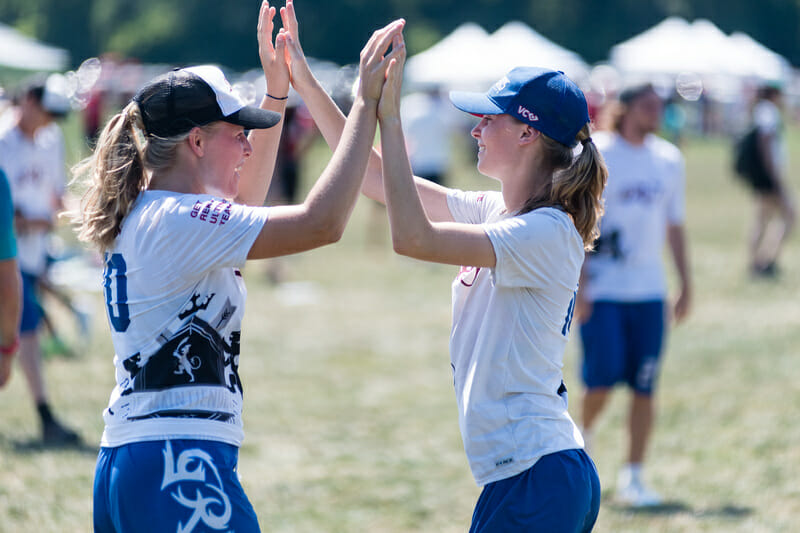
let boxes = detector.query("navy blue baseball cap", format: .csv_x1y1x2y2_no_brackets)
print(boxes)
450,67,589,148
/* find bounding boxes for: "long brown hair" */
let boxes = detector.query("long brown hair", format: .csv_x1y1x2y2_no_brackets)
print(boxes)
518,124,608,250
71,102,193,252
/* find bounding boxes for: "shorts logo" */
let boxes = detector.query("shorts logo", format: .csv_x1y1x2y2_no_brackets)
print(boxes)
518,106,539,121
162,442,232,533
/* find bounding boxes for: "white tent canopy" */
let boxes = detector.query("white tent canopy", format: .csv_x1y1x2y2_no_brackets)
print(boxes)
610,17,791,83
0,22,69,71
405,23,493,90
487,21,589,83
406,21,589,90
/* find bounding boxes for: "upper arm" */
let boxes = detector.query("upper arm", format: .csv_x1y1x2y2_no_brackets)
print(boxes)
247,204,338,259
398,221,495,267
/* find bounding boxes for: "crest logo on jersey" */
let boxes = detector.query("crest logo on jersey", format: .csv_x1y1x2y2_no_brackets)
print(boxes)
161,441,232,533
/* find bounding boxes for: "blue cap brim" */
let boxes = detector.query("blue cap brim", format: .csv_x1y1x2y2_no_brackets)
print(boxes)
449,91,504,116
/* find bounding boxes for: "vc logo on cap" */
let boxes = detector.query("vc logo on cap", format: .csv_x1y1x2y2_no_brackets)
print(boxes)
518,106,539,122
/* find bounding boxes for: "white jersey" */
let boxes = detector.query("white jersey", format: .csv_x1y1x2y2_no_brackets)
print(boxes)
0,124,66,275
447,190,585,486
100,190,268,448
584,131,685,302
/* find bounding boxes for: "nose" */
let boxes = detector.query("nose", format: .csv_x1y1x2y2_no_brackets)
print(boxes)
242,136,253,158
471,118,485,139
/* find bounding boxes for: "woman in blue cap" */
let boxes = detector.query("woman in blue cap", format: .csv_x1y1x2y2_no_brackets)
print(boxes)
278,3,605,530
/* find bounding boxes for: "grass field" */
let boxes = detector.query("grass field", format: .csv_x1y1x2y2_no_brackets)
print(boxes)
0,123,799,532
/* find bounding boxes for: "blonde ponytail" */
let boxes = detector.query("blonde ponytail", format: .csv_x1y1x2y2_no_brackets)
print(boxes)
519,124,608,250
71,101,147,252
71,102,194,252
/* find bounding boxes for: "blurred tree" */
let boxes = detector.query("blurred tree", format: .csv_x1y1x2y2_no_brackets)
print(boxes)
0,0,797,71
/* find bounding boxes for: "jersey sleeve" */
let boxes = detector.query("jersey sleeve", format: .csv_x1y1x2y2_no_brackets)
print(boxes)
446,189,503,224
156,198,269,277
483,209,581,289
0,170,16,261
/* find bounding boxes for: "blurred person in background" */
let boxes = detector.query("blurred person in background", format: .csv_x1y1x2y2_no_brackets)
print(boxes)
0,168,22,386
576,83,691,507
0,73,81,445
746,83,795,278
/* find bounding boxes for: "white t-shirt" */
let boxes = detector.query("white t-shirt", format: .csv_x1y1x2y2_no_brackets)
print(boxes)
447,190,585,486
100,190,269,448
0,124,66,275
584,131,685,302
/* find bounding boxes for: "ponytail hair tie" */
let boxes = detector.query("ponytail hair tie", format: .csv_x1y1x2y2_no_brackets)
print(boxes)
581,137,593,146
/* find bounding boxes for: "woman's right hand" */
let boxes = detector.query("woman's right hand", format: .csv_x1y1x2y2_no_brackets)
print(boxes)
356,19,406,105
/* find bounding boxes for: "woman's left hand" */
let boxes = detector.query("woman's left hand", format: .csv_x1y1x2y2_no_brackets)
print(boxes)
378,32,406,123
257,0,290,97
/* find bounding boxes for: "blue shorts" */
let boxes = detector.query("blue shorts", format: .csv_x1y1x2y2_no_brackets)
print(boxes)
20,272,43,333
580,300,665,394
470,449,600,533
94,439,260,533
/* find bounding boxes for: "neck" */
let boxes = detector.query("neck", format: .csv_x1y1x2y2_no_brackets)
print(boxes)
148,167,200,195
17,115,41,139
502,168,551,214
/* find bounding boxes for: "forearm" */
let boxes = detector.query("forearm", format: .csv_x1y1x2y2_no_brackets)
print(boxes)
0,261,21,346
667,225,691,292
380,117,438,254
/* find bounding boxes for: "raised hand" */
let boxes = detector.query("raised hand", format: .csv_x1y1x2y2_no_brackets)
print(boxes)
280,0,315,90
378,32,406,122
257,0,290,96
357,19,406,105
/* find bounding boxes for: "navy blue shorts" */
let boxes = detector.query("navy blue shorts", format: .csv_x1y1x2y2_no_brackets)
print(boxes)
19,272,43,333
580,300,665,394
94,439,260,533
470,449,600,533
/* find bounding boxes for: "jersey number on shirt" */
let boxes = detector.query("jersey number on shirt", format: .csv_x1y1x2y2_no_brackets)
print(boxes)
103,253,130,332
561,291,576,337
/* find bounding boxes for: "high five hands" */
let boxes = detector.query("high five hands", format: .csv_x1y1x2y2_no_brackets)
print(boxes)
272,0,405,109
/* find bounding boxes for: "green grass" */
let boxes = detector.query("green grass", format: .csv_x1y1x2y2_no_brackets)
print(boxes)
1,127,799,532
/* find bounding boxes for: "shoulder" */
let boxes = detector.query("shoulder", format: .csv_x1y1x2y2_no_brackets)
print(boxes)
511,207,581,244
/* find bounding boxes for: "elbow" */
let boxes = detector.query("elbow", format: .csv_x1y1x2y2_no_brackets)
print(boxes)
391,232,427,259
308,211,347,247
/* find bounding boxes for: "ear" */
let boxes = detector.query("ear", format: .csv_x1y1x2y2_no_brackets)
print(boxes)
519,125,539,146
187,127,206,157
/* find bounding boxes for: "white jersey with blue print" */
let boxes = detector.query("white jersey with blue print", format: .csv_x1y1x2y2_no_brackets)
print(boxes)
0,124,66,275
584,131,685,302
446,189,585,487
100,190,269,448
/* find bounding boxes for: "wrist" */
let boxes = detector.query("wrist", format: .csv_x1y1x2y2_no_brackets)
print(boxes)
0,336,19,356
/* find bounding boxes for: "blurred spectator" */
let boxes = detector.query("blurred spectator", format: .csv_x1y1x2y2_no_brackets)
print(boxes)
0,74,81,445
267,102,316,205
577,83,691,507
400,85,459,186
0,168,21,386
743,84,795,277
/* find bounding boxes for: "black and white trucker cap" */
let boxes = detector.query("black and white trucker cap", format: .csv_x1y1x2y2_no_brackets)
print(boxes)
133,65,281,137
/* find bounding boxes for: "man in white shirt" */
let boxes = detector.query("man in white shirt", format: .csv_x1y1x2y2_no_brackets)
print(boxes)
577,83,692,507
0,74,80,445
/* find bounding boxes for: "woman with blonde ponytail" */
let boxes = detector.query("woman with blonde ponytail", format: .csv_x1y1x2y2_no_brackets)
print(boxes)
75,2,405,531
